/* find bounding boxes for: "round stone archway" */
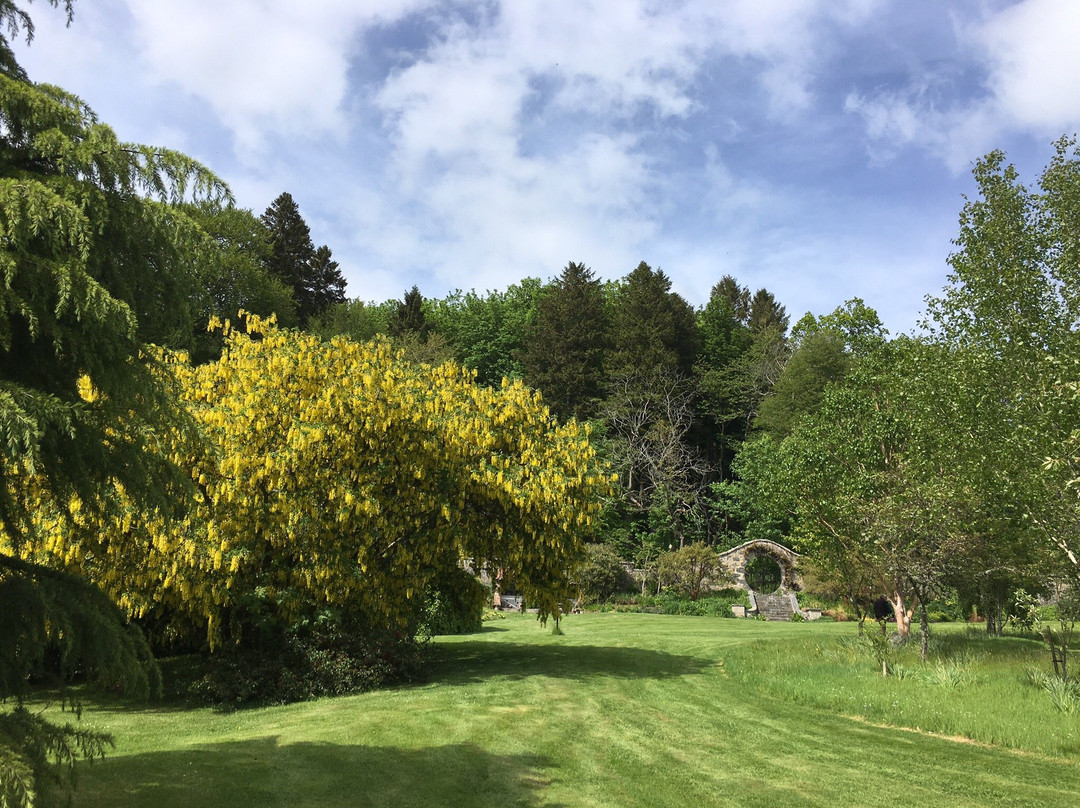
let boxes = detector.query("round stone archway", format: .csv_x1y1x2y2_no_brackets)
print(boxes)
718,539,800,593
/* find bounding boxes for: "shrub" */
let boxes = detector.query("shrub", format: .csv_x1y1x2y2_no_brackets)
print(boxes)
189,618,429,706
658,543,731,601
421,568,489,636
575,544,634,604
1006,589,1042,631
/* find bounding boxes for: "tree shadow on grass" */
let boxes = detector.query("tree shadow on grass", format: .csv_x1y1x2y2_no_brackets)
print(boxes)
75,737,561,808
430,641,713,685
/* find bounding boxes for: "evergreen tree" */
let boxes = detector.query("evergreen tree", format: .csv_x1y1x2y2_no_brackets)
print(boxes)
261,192,345,326
710,274,750,323
608,261,697,380
756,300,887,439
747,287,789,334
262,191,314,301
390,285,430,341
522,262,608,421
307,245,347,320
604,263,701,555
0,2,221,802
693,277,755,475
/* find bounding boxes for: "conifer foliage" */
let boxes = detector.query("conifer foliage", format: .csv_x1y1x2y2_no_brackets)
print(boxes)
608,262,698,380
261,192,345,326
522,262,609,421
0,2,226,803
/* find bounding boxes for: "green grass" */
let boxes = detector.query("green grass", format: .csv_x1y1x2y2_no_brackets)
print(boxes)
724,624,1080,755
33,615,1080,807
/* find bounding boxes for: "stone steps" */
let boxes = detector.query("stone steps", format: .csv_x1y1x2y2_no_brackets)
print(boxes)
754,592,794,621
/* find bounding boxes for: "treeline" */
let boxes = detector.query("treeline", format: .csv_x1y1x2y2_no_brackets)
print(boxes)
309,262,878,569
306,142,1080,651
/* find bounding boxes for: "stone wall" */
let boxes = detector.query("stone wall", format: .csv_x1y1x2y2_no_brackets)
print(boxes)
717,539,801,593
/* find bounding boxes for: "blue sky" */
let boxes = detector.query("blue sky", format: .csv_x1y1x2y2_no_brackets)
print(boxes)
18,0,1080,335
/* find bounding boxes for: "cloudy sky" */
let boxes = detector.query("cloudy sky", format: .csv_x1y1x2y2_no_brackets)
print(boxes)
18,0,1080,334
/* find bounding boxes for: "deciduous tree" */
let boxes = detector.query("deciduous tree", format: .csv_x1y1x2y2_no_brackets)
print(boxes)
31,318,613,644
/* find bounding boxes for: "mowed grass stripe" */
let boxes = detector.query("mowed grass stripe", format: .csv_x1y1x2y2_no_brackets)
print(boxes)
60,613,1080,807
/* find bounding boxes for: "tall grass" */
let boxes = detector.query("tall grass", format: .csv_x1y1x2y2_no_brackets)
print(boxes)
724,625,1080,754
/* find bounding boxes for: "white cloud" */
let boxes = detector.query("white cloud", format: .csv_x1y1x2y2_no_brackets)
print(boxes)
121,0,433,155
362,0,889,298
977,0,1080,132
847,0,1080,170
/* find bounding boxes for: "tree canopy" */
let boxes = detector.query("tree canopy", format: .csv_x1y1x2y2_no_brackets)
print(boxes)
27,318,613,642
0,1,228,799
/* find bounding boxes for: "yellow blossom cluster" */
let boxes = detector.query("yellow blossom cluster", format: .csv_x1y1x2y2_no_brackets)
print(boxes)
14,316,612,643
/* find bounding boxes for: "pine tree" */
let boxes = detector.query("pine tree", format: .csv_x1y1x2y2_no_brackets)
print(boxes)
522,262,608,421
261,193,345,326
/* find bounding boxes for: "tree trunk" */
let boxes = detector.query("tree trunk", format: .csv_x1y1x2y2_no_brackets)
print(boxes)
890,591,911,636
919,599,929,662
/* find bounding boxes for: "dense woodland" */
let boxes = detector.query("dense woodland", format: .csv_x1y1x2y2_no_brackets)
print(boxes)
309,161,1080,648
4,1,1080,805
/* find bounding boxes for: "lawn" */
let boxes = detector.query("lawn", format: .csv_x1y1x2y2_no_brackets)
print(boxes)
52,614,1080,807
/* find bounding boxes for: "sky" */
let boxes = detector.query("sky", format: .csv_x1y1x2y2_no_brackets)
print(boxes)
17,0,1080,335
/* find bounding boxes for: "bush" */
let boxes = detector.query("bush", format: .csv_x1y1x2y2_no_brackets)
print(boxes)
421,568,489,636
575,544,634,604
658,543,731,601
189,618,429,706
922,595,964,623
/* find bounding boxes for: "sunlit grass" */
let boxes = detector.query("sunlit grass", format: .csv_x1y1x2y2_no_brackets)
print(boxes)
724,623,1080,754
33,615,1080,807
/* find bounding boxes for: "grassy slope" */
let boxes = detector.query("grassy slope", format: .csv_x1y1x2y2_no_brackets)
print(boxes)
63,614,1080,807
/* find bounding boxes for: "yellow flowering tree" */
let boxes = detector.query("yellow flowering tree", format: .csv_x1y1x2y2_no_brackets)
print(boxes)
39,316,611,645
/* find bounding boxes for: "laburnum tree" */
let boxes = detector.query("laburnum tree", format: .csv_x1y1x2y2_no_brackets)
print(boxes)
27,318,613,646
0,1,229,803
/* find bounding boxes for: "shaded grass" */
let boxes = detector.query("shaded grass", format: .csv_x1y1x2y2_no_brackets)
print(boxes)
27,614,1080,807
